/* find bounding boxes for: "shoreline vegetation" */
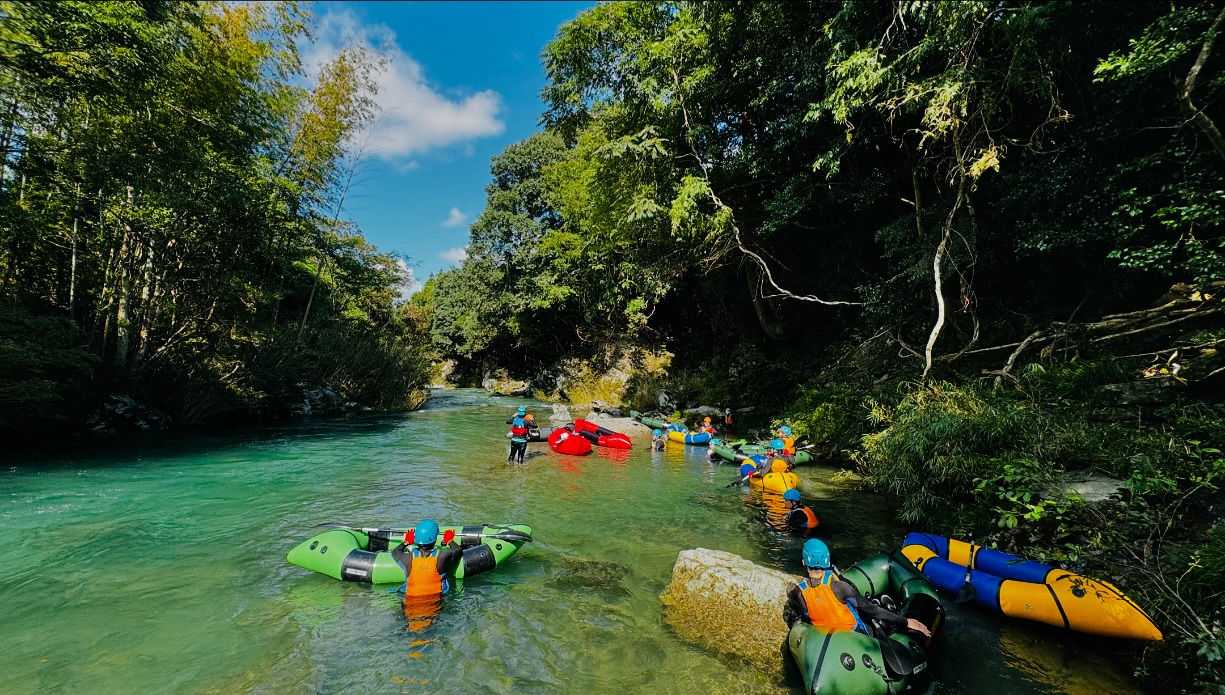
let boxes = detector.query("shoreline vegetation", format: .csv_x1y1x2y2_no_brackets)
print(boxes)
2,1,1222,692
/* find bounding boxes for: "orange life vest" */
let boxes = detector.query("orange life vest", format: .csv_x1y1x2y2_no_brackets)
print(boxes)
404,548,444,599
798,507,819,529
799,572,866,633
782,436,796,455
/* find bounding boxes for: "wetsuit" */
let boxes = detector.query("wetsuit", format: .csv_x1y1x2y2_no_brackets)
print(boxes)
506,416,529,462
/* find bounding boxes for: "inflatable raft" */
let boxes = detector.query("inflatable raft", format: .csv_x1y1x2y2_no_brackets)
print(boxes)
666,422,712,445
902,533,1162,641
548,426,593,455
711,441,813,465
573,418,632,449
630,410,670,430
788,552,944,695
287,523,532,584
750,462,799,494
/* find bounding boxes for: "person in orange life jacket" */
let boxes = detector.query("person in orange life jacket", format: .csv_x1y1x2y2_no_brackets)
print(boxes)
392,520,463,604
651,429,665,451
698,416,715,435
506,406,529,462
777,425,797,456
781,488,819,533
722,407,734,432
784,539,931,637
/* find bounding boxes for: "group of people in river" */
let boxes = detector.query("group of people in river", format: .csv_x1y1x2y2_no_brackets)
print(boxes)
392,404,928,647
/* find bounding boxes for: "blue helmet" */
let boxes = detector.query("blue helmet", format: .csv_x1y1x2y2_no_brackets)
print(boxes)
516,406,527,415
782,488,801,502
802,539,831,569
653,429,662,436
414,519,439,546
779,425,793,436
770,438,785,450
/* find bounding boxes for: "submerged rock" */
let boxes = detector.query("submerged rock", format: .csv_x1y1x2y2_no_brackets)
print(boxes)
659,547,801,674
553,556,632,598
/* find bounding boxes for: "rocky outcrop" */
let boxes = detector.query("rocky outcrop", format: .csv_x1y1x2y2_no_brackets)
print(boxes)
88,394,172,432
582,410,653,436
659,548,801,673
481,369,532,397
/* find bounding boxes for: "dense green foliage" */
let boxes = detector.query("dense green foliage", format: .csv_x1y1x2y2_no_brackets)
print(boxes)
407,1,1225,689
0,1,428,430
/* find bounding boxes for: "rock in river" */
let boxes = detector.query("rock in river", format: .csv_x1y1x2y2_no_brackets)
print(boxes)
659,547,801,673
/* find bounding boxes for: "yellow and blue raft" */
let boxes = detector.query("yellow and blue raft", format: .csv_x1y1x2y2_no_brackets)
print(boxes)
902,532,1161,641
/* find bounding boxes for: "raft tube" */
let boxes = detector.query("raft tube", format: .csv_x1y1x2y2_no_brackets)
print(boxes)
902,532,1162,641
666,422,712,445
630,410,670,430
711,441,813,465
287,523,532,584
750,470,799,494
573,418,632,449
524,426,555,442
788,552,945,695
548,426,593,455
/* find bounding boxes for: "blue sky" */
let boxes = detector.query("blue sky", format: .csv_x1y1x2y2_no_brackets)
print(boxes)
306,1,594,292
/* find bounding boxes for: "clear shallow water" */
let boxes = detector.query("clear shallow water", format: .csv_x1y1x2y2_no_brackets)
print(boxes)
1,389,1142,694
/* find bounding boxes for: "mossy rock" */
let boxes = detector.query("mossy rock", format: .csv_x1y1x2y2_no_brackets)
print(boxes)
659,547,801,674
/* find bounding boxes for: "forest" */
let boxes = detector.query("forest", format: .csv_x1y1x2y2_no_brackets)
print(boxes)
417,2,1225,691
3,1,1224,690
0,1,430,433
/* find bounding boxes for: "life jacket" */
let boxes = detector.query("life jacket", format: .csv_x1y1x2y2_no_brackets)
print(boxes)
724,413,733,426
782,436,796,455
799,572,867,633
510,416,528,437
404,546,449,599
790,506,819,530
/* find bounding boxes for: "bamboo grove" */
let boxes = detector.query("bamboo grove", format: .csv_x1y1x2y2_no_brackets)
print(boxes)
0,1,429,432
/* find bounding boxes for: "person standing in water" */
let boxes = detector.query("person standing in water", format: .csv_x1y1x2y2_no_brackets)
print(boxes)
506,406,529,463
651,429,665,451
392,520,464,630
781,488,820,534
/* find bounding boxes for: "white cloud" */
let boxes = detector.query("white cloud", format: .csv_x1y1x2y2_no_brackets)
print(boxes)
394,259,422,299
439,247,468,264
303,10,505,161
442,207,468,227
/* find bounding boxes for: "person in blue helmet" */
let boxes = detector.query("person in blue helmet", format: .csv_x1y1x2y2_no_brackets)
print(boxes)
784,539,930,637
506,406,530,463
391,520,465,629
767,438,795,471
651,429,665,451
782,488,820,533
777,424,796,456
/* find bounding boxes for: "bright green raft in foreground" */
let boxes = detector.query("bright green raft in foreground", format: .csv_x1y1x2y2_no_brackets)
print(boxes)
711,441,814,465
787,552,945,695
287,523,532,584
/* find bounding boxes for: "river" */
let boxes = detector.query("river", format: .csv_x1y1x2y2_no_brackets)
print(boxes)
0,389,1143,693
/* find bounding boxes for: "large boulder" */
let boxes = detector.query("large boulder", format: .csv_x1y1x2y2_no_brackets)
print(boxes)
482,369,532,397
659,548,801,673
582,410,652,436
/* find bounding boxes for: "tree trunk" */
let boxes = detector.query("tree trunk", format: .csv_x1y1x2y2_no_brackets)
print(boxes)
112,186,135,368
1178,4,1225,162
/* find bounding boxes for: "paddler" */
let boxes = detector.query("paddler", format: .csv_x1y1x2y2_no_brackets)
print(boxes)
785,539,931,638
391,520,464,629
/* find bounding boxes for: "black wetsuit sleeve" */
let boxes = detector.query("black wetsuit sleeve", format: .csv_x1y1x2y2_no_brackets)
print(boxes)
785,583,811,624
833,579,906,628
435,544,463,576
785,509,805,530
505,418,515,425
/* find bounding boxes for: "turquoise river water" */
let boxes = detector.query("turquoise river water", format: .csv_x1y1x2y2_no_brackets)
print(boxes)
2,389,1144,694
